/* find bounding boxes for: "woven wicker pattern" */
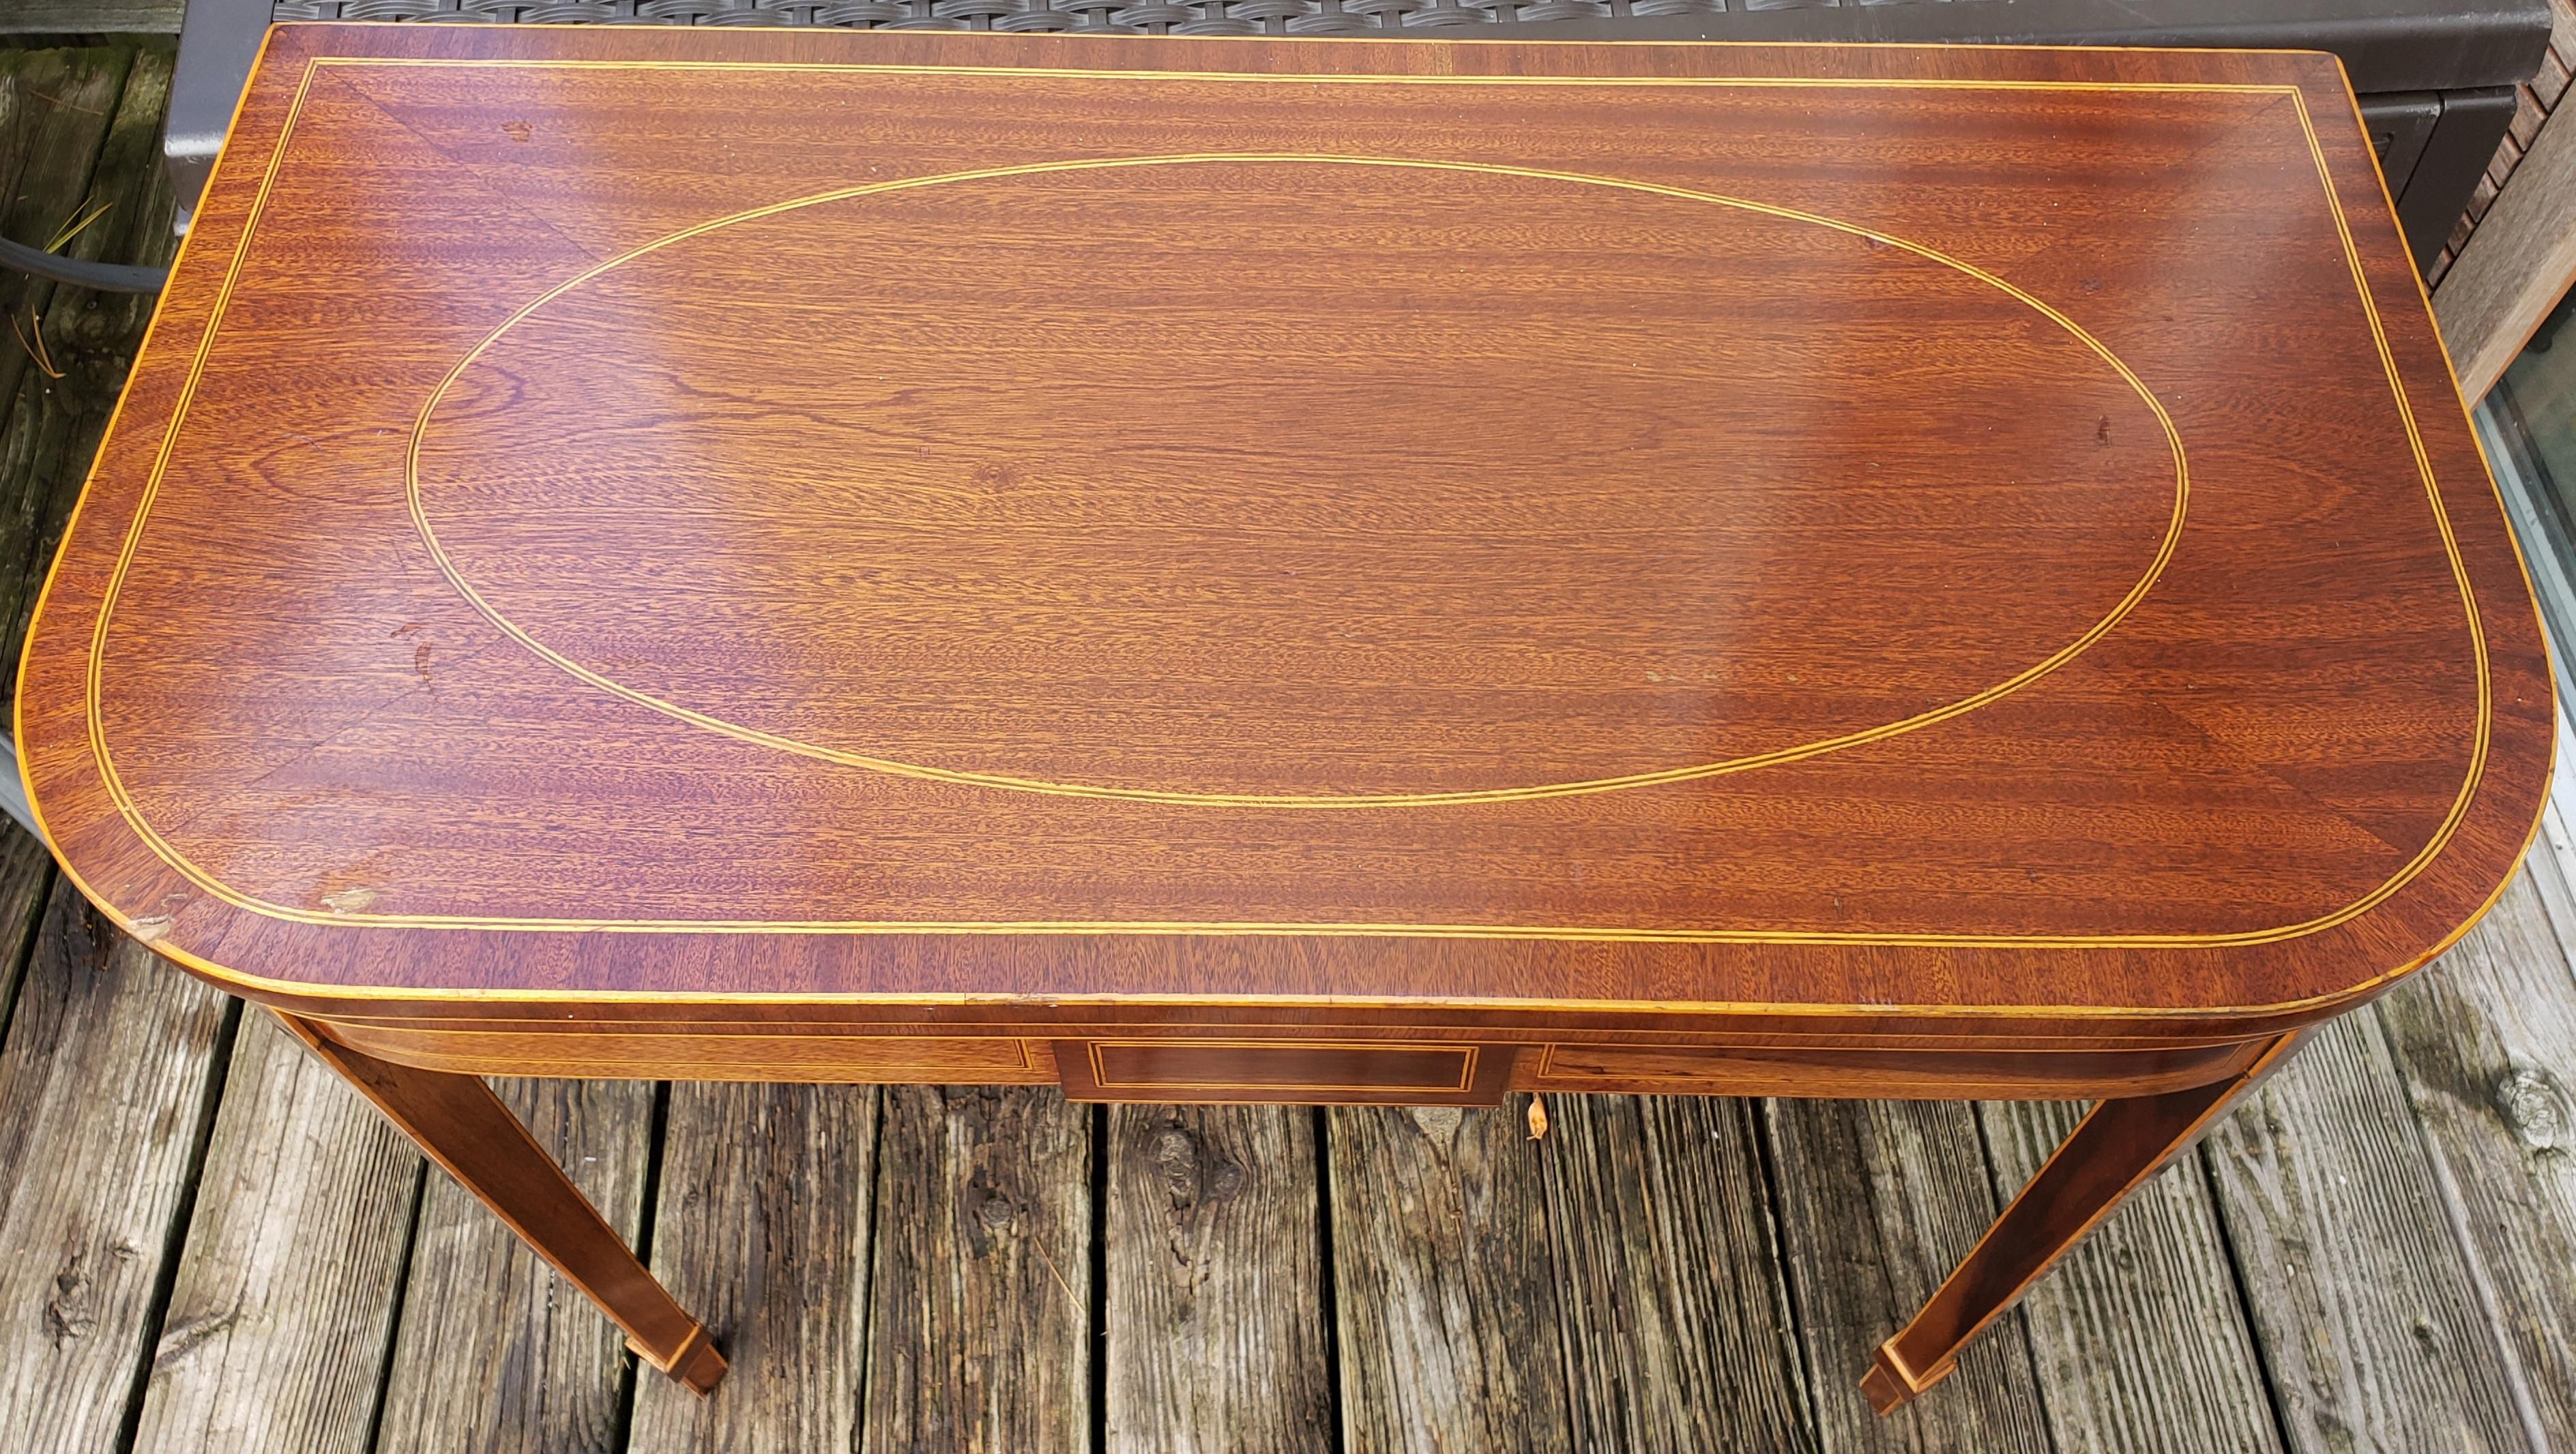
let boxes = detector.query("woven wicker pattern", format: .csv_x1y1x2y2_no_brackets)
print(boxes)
269,0,1772,34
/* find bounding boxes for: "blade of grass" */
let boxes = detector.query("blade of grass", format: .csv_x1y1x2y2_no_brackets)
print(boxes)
45,194,113,252
10,312,63,381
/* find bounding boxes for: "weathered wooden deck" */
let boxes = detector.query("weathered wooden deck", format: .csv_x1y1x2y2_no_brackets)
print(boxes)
2,39,2575,1454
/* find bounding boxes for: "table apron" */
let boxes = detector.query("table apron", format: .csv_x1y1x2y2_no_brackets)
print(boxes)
306,1019,2279,1103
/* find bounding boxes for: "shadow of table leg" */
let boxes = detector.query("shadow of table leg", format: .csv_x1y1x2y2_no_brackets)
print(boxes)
274,1010,728,1395
1861,1029,2307,1414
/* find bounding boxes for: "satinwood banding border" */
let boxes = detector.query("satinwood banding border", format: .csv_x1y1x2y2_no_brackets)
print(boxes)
27,50,2515,977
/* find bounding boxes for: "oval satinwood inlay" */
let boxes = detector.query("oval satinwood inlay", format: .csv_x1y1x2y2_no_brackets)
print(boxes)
409,155,2184,806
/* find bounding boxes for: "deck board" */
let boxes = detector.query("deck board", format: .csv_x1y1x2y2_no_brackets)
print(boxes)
0,44,169,709
1544,1095,1817,1453
377,1078,652,1454
4,35,2576,1454
0,878,231,1454
2373,871,2576,1448
1328,1104,1575,1454
2202,1013,2534,1452
860,1086,1092,1454
0,3,184,33
0,824,59,1036
627,1083,877,1453
1978,1099,2285,1454
130,1012,418,1454
0,41,171,705
0,45,128,424
1765,1097,2051,1453
1107,1104,1331,1454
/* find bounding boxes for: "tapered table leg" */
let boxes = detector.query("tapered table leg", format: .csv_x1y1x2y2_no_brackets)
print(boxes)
275,1011,727,1394
1860,1030,2304,1414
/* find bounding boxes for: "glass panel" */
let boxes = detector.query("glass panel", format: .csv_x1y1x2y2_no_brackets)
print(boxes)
2483,285,2576,709
2498,291,2576,501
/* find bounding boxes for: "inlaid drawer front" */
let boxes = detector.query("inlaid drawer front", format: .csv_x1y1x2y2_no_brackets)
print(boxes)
1054,1039,1513,1106
321,1023,1051,1084
1527,1041,2272,1099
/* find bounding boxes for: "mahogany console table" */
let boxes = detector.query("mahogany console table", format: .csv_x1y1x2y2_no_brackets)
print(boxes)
18,22,2551,1412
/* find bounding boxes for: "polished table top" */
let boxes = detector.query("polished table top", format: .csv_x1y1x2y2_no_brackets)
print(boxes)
17,23,2551,1041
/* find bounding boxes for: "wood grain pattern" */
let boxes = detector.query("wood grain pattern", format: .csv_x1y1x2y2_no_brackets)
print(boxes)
0,823,59,1031
628,1082,878,1453
2373,868,2576,1448
0,880,231,1454
0,44,167,710
1978,1099,2285,1453
0,46,129,479
1864,1033,2300,1412
2434,78,2576,398
6,24,2553,1424
1063,1039,1517,1106
376,1078,654,1454
323,1024,1049,1082
11,25,2547,1063
0,2,183,33
4,53,175,709
2201,1013,2532,1453
16,38,2569,1443
1542,1094,1815,1451
129,1011,418,1454
1327,1103,1573,1454
1763,1098,2050,1452
284,1013,724,1393
1524,1040,2271,1099
1105,1104,1331,1454
864,1086,1092,1454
